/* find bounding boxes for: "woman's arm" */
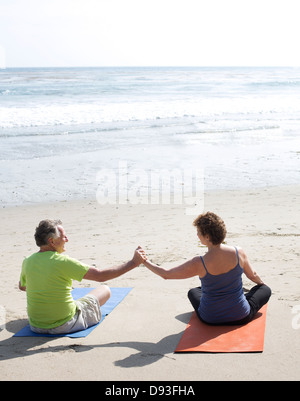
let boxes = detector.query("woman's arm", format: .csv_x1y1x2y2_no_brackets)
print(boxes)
143,257,201,280
238,248,264,285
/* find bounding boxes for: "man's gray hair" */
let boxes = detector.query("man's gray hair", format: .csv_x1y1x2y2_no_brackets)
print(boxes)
34,219,62,247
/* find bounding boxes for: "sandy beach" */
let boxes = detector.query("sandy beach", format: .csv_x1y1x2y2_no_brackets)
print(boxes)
0,185,299,381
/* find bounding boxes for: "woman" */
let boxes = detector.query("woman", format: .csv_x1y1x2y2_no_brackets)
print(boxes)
141,212,271,325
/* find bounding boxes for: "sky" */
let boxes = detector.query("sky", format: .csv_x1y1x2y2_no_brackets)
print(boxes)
0,0,300,68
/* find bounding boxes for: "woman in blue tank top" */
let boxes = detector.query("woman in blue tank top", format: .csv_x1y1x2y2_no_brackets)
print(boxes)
140,212,271,325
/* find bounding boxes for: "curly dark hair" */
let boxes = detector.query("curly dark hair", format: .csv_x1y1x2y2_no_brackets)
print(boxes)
34,219,62,247
193,212,227,245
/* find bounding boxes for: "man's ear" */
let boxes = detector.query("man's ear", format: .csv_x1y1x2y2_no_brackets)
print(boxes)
47,236,55,248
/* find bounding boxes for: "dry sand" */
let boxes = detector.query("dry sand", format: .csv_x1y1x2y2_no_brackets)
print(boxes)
0,185,299,381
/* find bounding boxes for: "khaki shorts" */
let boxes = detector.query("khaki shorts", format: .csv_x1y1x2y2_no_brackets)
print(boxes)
30,294,102,335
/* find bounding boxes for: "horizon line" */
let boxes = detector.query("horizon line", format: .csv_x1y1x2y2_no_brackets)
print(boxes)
2,65,299,70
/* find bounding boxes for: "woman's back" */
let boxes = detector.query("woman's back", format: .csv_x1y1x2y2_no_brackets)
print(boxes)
198,246,251,324
199,245,241,277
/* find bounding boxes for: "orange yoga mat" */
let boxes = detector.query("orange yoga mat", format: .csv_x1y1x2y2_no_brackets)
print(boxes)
175,304,268,353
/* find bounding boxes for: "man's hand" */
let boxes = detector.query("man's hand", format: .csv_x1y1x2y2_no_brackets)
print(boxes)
132,246,147,267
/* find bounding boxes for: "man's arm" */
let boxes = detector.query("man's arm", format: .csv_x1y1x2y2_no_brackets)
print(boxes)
83,247,146,283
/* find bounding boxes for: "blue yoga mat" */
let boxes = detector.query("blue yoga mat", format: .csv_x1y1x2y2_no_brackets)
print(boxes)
14,287,132,338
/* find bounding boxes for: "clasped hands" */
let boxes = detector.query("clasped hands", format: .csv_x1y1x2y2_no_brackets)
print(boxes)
132,246,148,267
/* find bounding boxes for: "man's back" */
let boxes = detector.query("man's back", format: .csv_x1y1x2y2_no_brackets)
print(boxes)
20,251,89,329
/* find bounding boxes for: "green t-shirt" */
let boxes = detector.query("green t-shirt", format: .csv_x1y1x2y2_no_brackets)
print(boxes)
20,251,90,329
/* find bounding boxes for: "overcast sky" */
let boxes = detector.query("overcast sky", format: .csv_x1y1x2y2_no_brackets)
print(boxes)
0,0,300,68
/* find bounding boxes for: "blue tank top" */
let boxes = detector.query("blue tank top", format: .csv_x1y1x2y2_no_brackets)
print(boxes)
198,248,250,324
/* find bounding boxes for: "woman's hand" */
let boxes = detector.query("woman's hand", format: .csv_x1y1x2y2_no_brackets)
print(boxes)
132,246,148,266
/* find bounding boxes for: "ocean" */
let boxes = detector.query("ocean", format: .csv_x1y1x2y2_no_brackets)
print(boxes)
0,66,299,207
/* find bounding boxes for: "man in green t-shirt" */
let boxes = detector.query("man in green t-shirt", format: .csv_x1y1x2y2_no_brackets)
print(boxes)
19,219,145,335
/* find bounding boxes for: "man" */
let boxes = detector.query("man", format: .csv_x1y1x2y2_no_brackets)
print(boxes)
19,219,145,335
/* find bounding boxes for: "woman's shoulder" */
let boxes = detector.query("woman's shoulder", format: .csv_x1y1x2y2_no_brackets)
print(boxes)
233,246,249,268
223,244,246,256
234,246,247,257
191,255,204,265
220,244,242,256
